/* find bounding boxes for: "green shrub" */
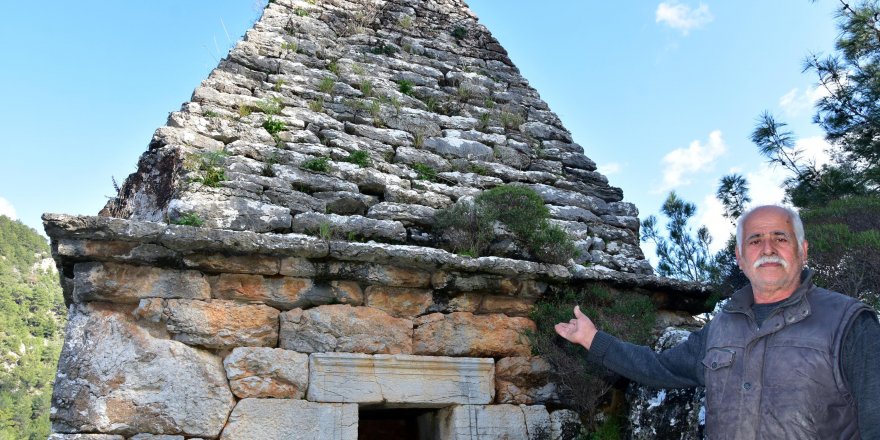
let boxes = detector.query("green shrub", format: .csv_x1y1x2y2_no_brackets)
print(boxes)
173,212,204,227
452,26,467,40
398,79,415,96
262,117,286,136
345,150,371,167
433,184,578,264
302,157,330,172
412,162,437,181
195,150,227,187
319,77,335,94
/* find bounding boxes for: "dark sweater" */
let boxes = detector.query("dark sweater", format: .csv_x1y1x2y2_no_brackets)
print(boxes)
587,302,880,439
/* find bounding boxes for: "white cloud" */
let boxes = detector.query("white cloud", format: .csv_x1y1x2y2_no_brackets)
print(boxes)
656,1,714,35
743,162,787,208
794,135,833,168
597,162,621,176
0,197,17,220
778,85,829,117
697,194,734,253
657,130,727,192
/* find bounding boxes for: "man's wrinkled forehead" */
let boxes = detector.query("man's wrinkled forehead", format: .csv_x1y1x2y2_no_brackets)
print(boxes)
745,230,792,242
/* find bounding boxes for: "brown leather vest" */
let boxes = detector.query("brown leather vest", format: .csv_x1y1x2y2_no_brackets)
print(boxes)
702,272,868,439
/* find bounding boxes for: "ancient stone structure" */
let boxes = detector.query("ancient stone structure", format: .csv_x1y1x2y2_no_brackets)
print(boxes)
44,0,709,438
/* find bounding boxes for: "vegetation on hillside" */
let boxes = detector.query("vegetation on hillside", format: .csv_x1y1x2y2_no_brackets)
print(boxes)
0,216,66,440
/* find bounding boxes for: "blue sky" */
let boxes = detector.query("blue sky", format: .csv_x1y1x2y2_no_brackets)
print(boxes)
0,1,839,262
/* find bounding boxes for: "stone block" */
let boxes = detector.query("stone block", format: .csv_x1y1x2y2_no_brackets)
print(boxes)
183,253,280,275
200,275,366,311
433,404,551,440
279,257,319,277
223,347,309,399
219,399,357,440
50,303,234,438
73,262,209,303
495,357,560,405
279,304,412,354
164,299,279,349
48,435,126,440
364,286,433,317
325,262,431,287
129,435,186,440
413,312,534,357
550,409,583,440
308,353,494,405
479,296,536,317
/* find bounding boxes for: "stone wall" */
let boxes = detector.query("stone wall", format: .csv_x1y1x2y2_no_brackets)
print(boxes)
44,214,707,439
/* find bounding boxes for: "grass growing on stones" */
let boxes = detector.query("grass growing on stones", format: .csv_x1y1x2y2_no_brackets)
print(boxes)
345,150,371,167
256,97,284,115
194,150,228,187
173,212,204,227
302,157,330,173
434,184,578,264
398,79,415,96
412,162,437,181
527,285,655,436
262,117,286,137
319,77,335,94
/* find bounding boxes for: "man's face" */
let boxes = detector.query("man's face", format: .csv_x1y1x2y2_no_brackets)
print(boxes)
736,206,808,301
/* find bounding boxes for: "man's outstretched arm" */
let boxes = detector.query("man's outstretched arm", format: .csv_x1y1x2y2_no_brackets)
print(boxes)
555,305,705,389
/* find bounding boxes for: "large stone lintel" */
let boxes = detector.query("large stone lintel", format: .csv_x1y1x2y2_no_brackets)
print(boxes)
308,353,495,406
433,404,551,440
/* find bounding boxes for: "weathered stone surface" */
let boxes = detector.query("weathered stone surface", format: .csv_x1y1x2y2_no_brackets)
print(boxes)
73,262,210,303
364,285,433,317
424,136,493,159
50,303,234,438
324,261,432,287
308,353,494,405
291,212,407,242
167,194,292,233
129,435,186,440
478,295,535,317
223,347,309,399
366,201,437,226
628,327,704,440
495,357,560,405
413,312,535,357
550,409,583,440
183,253,280,275
54,238,177,265
433,404,551,440
48,435,125,440
279,304,412,354
164,299,279,349
219,399,357,440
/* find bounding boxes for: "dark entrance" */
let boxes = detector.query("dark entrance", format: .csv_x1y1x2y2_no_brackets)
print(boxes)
358,408,436,440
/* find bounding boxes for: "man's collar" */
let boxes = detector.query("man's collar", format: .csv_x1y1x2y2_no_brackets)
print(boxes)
724,269,814,314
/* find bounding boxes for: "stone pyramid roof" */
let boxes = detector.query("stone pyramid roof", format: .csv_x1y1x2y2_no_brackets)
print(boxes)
102,0,651,275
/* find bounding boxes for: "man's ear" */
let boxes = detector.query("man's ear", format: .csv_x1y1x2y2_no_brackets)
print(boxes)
801,239,809,262
735,244,743,270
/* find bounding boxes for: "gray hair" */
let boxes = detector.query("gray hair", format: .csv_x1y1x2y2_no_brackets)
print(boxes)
735,205,806,255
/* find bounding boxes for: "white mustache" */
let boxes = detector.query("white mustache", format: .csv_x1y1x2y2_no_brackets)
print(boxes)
753,255,788,269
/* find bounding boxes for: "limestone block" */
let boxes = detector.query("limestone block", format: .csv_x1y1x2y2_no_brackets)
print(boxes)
223,347,309,399
279,304,412,354
167,194,292,233
550,409,583,440
434,404,551,440
183,254,280,275
424,136,493,159
479,296,536,317
495,357,560,405
527,183,608,214
129,435,186,440
324,261,431,287
164,299,279,349
48,435,125,440
50,303,234,438
413,312,534,357
366,201,437,227
291,212,407,243
279,257,319,277
308,353,494,405
73,262,210,303
364,286,433,317
219,399,357,440
212,274,363,309
55,239,177,264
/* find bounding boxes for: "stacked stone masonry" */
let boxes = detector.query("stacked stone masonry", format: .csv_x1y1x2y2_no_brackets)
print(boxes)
46,0,710,438
102,0,653,275
45,214,707,439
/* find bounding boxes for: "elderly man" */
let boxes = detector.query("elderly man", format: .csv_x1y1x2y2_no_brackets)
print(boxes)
555,205,879,439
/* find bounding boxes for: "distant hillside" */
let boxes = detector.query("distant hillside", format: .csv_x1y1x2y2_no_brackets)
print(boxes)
0,215,66,440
